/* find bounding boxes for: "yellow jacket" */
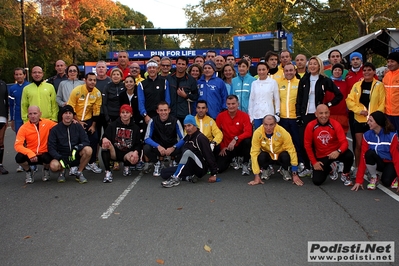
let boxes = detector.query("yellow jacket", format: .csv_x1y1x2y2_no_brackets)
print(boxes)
21,82,58,122
250,124,298,174
67,84,102,121
195,115,223,144
269,67,284,84
278,77,299,119
346,79,385,123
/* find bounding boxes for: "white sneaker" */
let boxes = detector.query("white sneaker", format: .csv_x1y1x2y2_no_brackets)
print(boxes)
42,168,51,182
103,170,113,183
69,166,78,176
16,165,24,172
153,161,161,177
85,162,102,174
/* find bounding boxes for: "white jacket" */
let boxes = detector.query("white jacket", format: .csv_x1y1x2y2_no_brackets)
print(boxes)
248,78,280,121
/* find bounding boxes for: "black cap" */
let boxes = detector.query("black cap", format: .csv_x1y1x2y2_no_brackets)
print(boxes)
60,105,76,116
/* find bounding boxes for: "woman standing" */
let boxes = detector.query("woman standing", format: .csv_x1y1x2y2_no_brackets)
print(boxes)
221,63,236,95
187,64,202,81
103,68,125,124
56,64,84,120
296,56,342,175
352,111,399,191
326,63,350,133
346,62,385,171
248,62,280,129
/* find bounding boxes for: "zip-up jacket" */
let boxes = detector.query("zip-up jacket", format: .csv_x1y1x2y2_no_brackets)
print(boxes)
278,77,299,119
197,73,228,119
102,117,141,153
248,77,280,121
325,80,349,116
356,129,399,184
9,81,29,121
103,81,125,121
216,110,252,149
346,79,385,123
383,68,399,116
182,129,218,176
67,84,102,121
167,72,198,119
296,73,343,117
144,115,185,149
48,122,90,160
230,73,256,113
56,79,85,107
14,119,57,159
304,118,348,165
251,124,298,175
195,115,223,144
21,81,58,122
138,76,170,117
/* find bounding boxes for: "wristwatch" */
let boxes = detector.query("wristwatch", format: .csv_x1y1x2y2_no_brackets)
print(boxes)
327,102,332,107
337,149,342,153
234,136,239,141
173,145,177,149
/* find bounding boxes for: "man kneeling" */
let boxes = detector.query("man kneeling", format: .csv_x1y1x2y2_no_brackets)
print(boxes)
161,115,218,188
248,114,303,186
14,106,57,184
48,105,92,183
101,105,141,183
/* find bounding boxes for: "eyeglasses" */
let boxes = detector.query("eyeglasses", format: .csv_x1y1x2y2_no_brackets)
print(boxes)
161,64,171,67
68,69,78,73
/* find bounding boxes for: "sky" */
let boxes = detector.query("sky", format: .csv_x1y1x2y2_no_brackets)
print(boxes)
116,0,200,28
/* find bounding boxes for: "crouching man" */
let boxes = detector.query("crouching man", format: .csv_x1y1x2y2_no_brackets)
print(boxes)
101,104,142,183
48,105,92,183
14,106,57,184
248,114,303,186
161,115,218,188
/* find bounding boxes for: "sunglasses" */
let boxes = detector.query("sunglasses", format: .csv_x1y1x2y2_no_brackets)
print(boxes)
68,69,78,73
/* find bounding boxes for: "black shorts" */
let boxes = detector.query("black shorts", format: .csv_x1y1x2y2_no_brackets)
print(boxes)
353,121,369,134
15,152,53,165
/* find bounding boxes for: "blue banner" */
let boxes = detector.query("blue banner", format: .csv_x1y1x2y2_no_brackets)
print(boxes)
107,49,232,60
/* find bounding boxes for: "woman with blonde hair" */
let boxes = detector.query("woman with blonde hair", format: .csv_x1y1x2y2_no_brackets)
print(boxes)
295,56,343,176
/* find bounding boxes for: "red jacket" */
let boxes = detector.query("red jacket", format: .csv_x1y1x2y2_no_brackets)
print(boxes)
325,80,349,115
304,118,348,165
216,110,252,149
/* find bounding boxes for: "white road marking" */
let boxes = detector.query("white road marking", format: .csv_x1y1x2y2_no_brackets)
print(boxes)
377,185,399,202
101,175,141,219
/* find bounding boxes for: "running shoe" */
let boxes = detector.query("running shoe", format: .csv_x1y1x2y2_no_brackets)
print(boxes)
103,170,113,183
162,176,180,188
85,162,102,174
367,176,379,190
391,177,398,189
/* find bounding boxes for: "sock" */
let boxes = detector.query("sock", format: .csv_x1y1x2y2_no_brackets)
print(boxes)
366,163,377,178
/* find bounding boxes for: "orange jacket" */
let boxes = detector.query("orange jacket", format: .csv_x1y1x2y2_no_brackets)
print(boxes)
383,68,399,116
14,119,57,159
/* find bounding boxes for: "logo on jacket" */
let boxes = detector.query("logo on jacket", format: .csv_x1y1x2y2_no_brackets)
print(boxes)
317,130,331,145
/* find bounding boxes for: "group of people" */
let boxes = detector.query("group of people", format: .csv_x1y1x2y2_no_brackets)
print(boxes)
2,48,399,192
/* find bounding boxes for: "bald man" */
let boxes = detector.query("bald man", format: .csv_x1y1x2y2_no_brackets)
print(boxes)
47,60,68,92
304,104,353,186
14,106,57,184
21,66,58,122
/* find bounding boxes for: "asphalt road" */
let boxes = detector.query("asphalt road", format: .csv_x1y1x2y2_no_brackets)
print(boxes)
0,127,398,266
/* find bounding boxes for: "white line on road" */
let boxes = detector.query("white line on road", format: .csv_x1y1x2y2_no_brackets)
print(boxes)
101,175,141,219
377,185,399,202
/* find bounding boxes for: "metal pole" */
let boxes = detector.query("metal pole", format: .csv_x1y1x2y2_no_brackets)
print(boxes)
21,0,29,81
